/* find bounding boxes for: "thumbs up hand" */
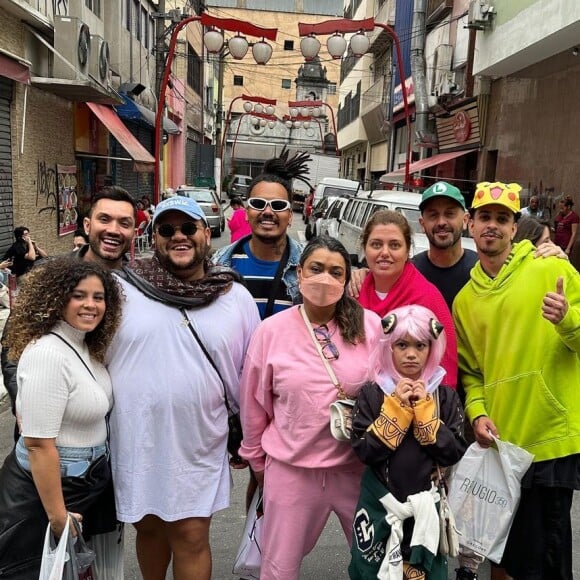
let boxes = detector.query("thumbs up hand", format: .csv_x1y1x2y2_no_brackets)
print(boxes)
542,276,568,325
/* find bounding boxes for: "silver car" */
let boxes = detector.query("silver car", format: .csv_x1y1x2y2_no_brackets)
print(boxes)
175,187,225,237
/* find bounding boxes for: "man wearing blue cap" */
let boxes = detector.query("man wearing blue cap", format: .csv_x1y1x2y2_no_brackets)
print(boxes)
106,196,260,580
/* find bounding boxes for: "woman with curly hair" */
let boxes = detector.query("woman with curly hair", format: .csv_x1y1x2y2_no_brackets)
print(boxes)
0,257,122,578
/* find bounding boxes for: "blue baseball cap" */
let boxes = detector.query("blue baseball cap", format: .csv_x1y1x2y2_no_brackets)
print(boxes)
153,196,208,225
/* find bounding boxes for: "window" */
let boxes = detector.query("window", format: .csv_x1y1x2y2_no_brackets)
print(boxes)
141,8,148,47
284,40,294,51
327,83,337,95
85,0,101,17
233,75,244,86
125,0,131,31
133,0,140,38
187,44,202,94
281,79,291,89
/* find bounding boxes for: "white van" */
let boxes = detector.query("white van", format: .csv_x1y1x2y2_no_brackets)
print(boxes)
312,177,361,207
334,189,475,265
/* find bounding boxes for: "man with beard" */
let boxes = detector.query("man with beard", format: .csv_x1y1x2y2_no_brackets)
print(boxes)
453,182,580,580
81,186,137,268
414,181,478,310
107,196,259,580
212,150,311,320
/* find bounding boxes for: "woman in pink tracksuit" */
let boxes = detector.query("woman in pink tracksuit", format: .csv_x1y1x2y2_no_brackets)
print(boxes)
239,235,382,580
227,197,252,242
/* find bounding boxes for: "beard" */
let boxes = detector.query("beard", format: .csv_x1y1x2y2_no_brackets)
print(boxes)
426,227,462,250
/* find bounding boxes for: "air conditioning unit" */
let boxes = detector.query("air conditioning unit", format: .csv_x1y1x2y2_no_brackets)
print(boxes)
53,16,91,80
435,72,458,97
467,0,496,30
89,35,110,85
432,44,457,97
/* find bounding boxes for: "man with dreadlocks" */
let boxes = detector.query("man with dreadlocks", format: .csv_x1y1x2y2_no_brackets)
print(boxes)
106,196,260,580
213,148,312,319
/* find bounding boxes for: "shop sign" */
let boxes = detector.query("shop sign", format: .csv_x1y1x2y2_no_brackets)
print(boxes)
453,111,472,143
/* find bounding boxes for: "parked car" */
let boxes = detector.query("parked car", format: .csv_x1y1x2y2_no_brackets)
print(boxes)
175,186,225,237
227,174,252,199
319,197,350,239
312,177,361,207
331,190,476,265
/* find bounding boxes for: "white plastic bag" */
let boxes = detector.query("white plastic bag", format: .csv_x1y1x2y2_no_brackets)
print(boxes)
39,516,71,580
232,488,264,579
447,437,534,563
87,524,125,580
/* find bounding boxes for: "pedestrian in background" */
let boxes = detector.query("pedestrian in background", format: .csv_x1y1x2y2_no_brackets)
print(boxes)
554,195,579,256
72,228,89,251
2,226,48,278
108,196,259,580
239,236,382,580
227,197,251,243
0,257,122,578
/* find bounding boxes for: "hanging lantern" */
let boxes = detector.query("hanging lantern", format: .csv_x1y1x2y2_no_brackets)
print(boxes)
252,40,273,65
303,121,311,129
285,120,293,129
228,35,249,60
293,121,302,129
250,116,258,125
243,101,253,113
204,29,224,54
300,35,321,62
327,33,347,59
259,118,267,127
265,105,275,115
268,121,276,129
312,107,321,117
350,32,370,57
290,107,299,118
299,107,309,117
253,103,264,114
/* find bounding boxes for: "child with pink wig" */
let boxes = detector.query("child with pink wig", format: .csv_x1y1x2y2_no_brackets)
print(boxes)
349,304,467,580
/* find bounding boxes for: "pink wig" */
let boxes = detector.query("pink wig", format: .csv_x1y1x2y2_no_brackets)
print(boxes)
376,304,447,383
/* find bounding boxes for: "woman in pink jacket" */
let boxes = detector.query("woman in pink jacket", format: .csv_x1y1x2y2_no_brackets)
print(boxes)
239,235,382,580
227,197,252,242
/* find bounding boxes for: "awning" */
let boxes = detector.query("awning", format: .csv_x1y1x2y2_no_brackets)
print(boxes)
116,96,181,135
380,149,473,182
0,52,30,84
87,102,155,172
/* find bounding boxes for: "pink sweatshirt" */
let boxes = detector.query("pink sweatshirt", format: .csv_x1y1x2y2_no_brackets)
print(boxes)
228,208,252,242
239,305,382,472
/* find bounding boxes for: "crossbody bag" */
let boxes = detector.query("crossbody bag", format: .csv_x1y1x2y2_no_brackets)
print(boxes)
299,306,355,442
179,308,244,463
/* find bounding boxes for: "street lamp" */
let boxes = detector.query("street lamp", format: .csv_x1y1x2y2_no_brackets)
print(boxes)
288,100,339,156
298,17,412,188
154,13,278,203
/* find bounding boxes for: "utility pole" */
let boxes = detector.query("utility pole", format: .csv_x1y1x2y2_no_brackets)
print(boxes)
155,0,166,197
214,51,225,197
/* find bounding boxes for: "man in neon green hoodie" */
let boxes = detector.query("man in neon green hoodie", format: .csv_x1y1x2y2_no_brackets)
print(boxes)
453,181,580,580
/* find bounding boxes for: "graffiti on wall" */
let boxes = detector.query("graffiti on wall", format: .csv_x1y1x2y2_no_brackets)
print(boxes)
57,165,78,236
36,161,57,216
52,0,69,16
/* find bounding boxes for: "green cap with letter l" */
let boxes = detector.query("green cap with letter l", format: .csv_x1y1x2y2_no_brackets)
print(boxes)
419,181,466,211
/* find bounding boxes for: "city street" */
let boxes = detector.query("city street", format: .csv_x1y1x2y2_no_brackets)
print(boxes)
0,214,579,579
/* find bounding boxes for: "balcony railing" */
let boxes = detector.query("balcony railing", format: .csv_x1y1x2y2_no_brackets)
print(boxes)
361,78,384,116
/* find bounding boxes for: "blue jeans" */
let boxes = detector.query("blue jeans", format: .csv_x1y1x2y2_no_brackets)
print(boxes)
15,436,107,477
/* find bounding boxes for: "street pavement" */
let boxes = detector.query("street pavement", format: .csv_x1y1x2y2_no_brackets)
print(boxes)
1,211,580,578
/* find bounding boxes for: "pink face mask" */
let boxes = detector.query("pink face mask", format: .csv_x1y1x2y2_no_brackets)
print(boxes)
300,272,345,307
